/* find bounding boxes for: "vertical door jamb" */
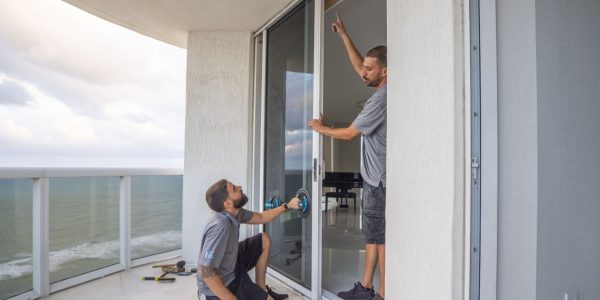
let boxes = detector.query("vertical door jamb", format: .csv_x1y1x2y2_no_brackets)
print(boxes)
311,0,324,298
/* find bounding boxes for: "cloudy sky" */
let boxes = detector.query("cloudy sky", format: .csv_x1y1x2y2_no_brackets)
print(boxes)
284,71,313,171
0,0,186,168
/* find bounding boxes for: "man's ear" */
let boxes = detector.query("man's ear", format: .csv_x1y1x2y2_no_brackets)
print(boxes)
381,66,387,78
223,198,232,209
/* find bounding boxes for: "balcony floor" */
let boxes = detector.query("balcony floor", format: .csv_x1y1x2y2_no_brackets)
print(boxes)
41,258,307,300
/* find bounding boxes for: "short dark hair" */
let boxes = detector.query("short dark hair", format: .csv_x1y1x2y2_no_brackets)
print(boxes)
366,45,387,67
205,179,229,212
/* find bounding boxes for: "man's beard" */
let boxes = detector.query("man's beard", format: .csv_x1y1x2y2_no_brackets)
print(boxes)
233,193,248,209
364,75,382,88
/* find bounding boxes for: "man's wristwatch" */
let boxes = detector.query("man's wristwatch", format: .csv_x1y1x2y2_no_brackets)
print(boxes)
283,202,289,211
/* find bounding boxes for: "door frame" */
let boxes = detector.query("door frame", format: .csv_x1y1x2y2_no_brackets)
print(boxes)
252,0,498,299
469,0,498,299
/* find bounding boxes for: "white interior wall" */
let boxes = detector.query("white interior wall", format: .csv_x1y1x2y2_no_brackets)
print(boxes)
182,31,253,263
334,137,360,172
536,0,600,298
386,0,466,298
329,122,360,172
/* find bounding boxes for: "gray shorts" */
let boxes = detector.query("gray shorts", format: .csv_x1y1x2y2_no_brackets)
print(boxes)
362,181,386,244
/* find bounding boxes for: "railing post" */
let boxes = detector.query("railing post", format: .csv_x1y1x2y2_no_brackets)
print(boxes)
120,176,131,269
33,177,50,297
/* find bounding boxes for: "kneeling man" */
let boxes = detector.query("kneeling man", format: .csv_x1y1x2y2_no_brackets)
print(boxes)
197,179,300,300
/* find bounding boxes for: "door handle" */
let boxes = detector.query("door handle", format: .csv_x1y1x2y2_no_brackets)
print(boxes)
313,158,317,182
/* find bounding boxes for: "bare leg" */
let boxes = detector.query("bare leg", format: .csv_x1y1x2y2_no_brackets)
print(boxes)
377,244,385,297
361,243,378,288
255,232,271,290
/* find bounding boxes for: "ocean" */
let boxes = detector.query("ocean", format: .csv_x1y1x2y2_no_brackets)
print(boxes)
0,175,182,299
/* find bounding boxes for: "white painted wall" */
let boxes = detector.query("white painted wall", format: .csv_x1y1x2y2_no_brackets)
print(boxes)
326,122,360,172
536,0,600,298
386,0,466,299
182,31,253,263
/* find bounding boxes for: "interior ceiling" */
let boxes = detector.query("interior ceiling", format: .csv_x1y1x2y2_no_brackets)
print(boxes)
63,0,295,48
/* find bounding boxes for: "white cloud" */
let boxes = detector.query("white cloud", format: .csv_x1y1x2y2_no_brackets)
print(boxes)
0,119,33,141
284,129,313,170
0,75,33,106
0,0,176,85
0,1,186,167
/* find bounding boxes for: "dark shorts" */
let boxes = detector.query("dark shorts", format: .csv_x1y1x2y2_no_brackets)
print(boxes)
203,233,268,300
362,181,386,244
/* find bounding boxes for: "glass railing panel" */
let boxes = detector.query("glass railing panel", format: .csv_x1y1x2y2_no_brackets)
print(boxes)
0,179,33,300
49,177,120,284
131,175,182,259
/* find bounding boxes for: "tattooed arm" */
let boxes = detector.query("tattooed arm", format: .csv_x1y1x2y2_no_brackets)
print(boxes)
199,265,236,300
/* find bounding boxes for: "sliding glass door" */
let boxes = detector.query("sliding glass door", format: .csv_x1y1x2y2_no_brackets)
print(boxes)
263,0,315,288
255,0,323,297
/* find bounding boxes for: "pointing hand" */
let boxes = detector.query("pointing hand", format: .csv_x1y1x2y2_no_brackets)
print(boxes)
332,12,347,36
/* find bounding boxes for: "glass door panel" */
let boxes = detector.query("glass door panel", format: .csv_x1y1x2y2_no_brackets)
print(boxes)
264,0,314,288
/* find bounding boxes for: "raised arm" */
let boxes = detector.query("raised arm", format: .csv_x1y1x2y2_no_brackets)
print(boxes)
332,12,364,77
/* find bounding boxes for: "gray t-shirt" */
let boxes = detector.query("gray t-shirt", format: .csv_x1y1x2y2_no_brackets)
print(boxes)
351,85,387,187
196,208,253,296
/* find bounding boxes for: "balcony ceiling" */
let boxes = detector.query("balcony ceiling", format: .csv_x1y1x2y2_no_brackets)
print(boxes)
63,0,295,48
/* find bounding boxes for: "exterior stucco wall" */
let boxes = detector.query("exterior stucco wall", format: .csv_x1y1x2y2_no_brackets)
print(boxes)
182,31,252,263
386,0,466,298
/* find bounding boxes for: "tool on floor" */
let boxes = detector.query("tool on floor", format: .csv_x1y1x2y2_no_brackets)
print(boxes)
142,260,186,282
175,271,193,276
153,260,186,274
141,276,175,282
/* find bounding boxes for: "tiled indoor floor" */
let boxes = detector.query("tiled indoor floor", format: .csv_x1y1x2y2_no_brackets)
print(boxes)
321,193,380,296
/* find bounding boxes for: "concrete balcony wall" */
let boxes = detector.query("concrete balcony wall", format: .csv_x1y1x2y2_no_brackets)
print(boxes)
386,0,466,298
182,31,253,264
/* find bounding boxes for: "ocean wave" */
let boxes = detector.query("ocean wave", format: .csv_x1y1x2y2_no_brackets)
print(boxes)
0,231,181,281
131,230,181,249
0,257,33,281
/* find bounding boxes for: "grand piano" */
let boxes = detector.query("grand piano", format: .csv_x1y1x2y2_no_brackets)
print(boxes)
322,172,363,213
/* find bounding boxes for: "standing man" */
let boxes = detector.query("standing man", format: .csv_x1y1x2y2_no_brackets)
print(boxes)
309,13,387,300
197,179,300,300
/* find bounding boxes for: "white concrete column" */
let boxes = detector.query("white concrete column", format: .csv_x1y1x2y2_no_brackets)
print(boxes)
386,0,466,298
182,31,253,263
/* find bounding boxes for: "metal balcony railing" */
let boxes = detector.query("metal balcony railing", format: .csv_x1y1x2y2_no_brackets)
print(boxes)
0,168,183,300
